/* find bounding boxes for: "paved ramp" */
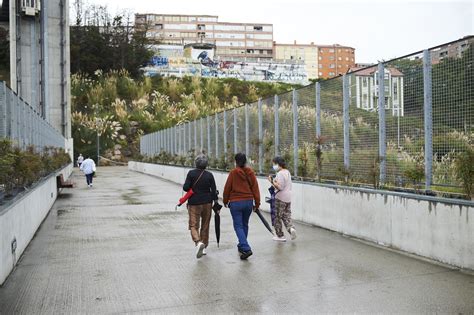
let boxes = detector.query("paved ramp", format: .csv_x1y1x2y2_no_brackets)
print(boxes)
0,166,473,313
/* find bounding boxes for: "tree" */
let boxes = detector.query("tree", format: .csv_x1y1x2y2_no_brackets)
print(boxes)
70,1,153,77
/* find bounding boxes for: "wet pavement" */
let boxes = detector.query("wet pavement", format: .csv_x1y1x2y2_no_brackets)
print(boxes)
0,166,473,314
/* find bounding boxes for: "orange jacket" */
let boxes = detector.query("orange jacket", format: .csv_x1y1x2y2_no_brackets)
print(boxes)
223,166,261,208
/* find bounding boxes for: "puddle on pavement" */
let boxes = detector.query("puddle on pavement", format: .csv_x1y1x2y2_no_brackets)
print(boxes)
121,187,142,205
57,209,71,216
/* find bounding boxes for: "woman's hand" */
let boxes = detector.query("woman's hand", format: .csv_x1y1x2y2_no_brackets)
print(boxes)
268,175,273,183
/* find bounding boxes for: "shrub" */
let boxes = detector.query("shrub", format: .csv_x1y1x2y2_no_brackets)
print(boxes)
0,139,71,198
454,148,474,199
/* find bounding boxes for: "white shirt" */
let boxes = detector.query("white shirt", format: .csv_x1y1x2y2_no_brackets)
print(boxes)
80,158,96,175
77,156,84,163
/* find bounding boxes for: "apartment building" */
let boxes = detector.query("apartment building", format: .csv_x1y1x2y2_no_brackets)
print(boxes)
274,42,355,79
273,41,319,79
135,13,273,60
317,44,355,78
430,36,473,64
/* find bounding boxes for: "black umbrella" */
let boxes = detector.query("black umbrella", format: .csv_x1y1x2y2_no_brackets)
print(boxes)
213,202,223,247
255,209,274,235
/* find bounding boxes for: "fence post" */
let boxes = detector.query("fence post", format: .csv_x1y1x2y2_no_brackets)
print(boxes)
193,120,197,153
292,89,299,177
0,82,6,138
223,110,227,160
315,82,321,137
423,49,433,190
233,108,238,154
377,63,386,186
258,99,263,174
200,118,204,153
274,94,279,156
343,74,350,172
245,104,249,156
215,113,219,160
207,116,211,157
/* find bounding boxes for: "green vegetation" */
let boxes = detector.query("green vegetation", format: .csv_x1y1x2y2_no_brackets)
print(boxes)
0,139,71,199
70,0,152,77
71,71,298,161
454,147,474,199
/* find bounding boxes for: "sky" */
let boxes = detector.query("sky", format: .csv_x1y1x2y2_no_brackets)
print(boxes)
75,0,473,63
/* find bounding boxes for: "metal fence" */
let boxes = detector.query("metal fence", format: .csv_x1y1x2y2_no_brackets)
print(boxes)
140,37,473,192
0,81,65,149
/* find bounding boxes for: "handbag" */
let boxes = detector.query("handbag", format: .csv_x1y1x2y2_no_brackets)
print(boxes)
177,170,205,206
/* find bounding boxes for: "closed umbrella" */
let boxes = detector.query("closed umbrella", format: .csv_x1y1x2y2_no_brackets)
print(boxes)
213,202,223,247
255,209,274,235
265,186,277,226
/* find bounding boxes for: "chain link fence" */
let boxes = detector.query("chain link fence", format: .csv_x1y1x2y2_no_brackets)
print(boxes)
0,81,65,150
140,37,473,196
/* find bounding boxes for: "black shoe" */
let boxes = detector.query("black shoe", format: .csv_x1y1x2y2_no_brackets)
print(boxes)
240,250,253,260
238,248,245,254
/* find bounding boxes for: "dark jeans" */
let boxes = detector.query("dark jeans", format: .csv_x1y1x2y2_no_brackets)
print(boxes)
229,199,254,252
85,173,94,185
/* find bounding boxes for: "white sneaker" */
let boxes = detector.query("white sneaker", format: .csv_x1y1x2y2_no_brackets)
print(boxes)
202,248,207,255
196,242,205,258
290,227,297,240
90,184,93,187
272,236,287,242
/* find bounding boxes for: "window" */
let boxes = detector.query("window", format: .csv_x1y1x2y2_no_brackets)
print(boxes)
319,72,323,76
338,57,342,61
345,57,349,61
318,64,323,68
253,26,263,31
318,56,322,60
155,24,163,29
197,24,205,30
338,65,342,68
329,64,335,68
329,49,335,53
363,77,368,87
329,72,335,76
393,81,398,98
329,56,335,60
319,49,323,53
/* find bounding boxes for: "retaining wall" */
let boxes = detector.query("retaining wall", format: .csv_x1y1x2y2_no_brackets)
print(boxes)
0,163,73,285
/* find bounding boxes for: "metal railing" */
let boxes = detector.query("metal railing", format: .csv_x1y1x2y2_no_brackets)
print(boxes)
0,81,65,149
140,37,473,192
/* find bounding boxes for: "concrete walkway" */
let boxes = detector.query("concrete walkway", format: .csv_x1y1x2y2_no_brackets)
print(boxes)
0,166,473,314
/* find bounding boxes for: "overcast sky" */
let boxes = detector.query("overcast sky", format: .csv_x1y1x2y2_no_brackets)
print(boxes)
76,0,473,63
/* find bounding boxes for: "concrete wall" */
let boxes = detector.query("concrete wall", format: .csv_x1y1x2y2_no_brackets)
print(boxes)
129,161,474,270
0,163,73,285
8,0,71,139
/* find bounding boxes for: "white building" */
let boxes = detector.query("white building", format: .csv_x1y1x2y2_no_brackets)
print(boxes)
348,66,404,117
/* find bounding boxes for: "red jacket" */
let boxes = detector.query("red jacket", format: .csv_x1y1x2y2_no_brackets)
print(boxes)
223,166,261,208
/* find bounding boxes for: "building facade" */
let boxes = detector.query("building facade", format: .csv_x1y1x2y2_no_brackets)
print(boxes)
135,13,273,60
348,66,404,117
430,36,473,64
273,41,319,79
274,42,355,79
317,44,355,79
0,0,71,140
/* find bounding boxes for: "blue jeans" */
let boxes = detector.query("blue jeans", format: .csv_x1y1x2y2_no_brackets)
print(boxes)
229,200,254,252
85,173,94,185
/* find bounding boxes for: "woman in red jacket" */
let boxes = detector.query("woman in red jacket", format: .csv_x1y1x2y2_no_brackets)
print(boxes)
223,153,261,260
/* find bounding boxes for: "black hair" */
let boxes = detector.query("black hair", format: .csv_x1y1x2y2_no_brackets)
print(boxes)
272,156,286,168
235,153,247,168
